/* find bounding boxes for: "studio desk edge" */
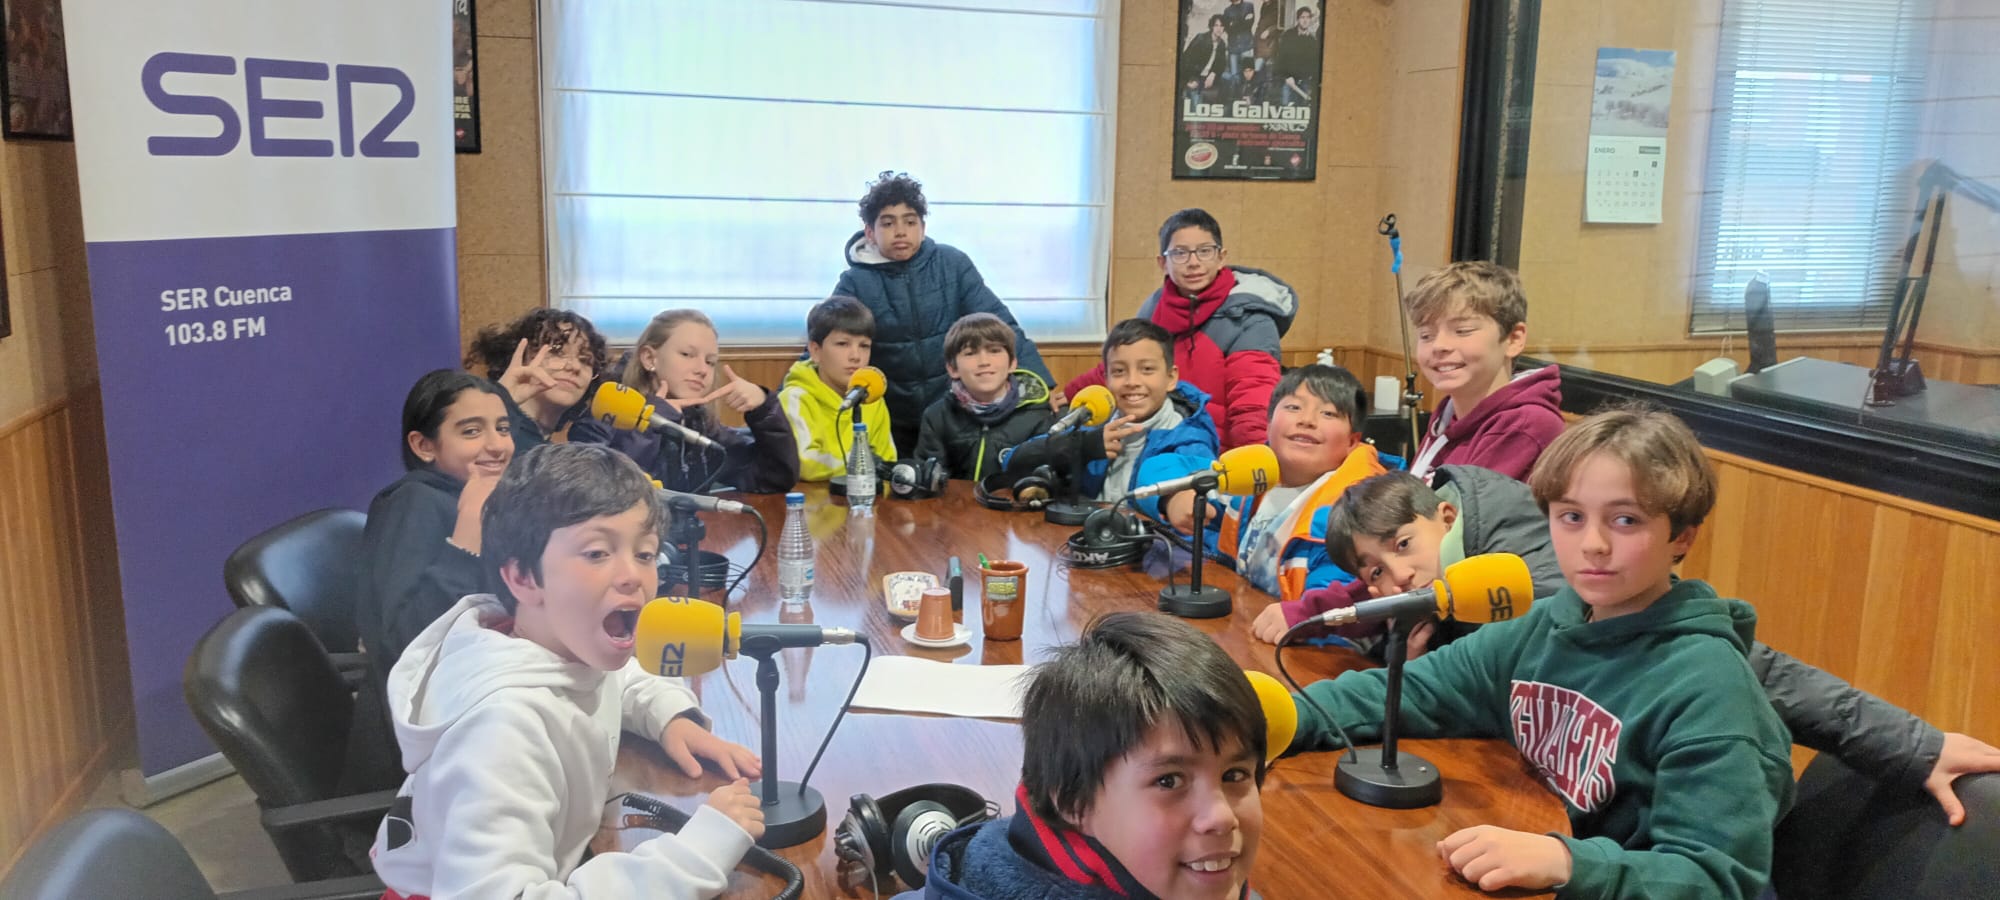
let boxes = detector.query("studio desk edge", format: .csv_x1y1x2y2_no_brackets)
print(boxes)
603,484,1566,899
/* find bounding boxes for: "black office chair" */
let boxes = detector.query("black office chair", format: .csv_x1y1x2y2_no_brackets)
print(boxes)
0,807,381,900
1772,753,2000,899
185,606,396,883
224,508,368,678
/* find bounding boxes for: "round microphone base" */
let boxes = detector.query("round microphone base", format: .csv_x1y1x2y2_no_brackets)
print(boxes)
1335,747,1443,809
1042,499,1094,526
754,780,827,849
1158,584,1232,619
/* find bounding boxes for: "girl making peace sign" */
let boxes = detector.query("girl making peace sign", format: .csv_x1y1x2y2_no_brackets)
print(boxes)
569,309,800,493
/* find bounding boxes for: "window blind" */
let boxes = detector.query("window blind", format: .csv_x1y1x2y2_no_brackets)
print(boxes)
538,0,1119,345
1691,0,1931,333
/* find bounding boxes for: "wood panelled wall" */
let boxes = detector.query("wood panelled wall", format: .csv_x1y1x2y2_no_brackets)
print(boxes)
0,388,131,875
1685,450,1999,740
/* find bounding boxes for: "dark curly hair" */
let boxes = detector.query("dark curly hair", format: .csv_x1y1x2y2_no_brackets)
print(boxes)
464,308,609,382
859,170,928,224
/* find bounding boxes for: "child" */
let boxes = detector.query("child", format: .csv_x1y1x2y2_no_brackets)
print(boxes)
780,296,898,481
347,369,515,793
1402,261,1563,480
1000,319,1218,505
1138,364,1390,603
1065,209,1295,450
371,443,766,898
908,611,1266,899
464,308,609,454
569,309,799,493
914,312,1059,483
1290,408,1792,898
1279,466,2000,829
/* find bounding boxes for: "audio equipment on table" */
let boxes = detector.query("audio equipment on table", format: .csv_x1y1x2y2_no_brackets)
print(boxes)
832,783,998,896
973,465,1060,512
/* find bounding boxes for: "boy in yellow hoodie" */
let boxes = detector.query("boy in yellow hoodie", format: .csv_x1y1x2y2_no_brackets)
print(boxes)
780,296,898,480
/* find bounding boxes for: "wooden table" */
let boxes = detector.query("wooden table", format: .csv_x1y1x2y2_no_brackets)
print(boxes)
605,484,1566,898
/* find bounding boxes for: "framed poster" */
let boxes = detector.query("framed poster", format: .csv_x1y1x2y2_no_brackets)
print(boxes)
1173,0,1321,181
2,0,72,140
454,0,480,153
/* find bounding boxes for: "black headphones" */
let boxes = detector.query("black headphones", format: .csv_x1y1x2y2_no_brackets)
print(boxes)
1062,506,1154,569
974,465,1060,512
887,457,950,499
658,546,732,591
833,783,997,896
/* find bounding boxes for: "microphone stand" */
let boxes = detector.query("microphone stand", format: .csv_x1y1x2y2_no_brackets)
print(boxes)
664,496,710,598
1335,618,1442,808
1379,214,1424,459
741,633,827,848
1156,476,1231,618
1043,425,1094,526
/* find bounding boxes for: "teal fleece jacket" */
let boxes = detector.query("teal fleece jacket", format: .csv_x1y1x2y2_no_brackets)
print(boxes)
1293,579,1795,900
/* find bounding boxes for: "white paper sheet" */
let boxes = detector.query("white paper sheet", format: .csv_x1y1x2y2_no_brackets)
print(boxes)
850,656,1030,720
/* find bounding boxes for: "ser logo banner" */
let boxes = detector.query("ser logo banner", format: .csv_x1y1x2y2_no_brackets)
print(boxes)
142,52,418,158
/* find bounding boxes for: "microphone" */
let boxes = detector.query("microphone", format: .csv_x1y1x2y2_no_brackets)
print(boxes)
590,382,720,451
1128,443,1279,500
1245,670,1298,764
837,366,887,414
1048,385,1114,435
1313,553,1533,628
658,488,748,515
634,596,859,678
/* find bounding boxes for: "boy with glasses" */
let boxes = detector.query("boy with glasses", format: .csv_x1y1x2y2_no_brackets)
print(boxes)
1064,209,1297,449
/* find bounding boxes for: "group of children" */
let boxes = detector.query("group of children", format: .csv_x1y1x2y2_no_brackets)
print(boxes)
337,198,2000,899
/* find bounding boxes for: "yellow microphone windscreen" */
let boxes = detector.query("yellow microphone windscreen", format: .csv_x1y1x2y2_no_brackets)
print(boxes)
1437,553,1534,624
1214,444,1279,496
1244,670,1297,764
850,366,887,403
591,382,653,432
1071,385,1114,427
634,596,736,677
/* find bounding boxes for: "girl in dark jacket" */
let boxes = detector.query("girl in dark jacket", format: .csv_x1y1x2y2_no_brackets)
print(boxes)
347,369,514,791
568,309,799,493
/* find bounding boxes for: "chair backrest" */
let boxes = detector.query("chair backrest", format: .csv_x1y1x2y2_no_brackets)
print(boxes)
185,605,359,881
224,508,367,653
0,808,216,900
1773,753,2000,899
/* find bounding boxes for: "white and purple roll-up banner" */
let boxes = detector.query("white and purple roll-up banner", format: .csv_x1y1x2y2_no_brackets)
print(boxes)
63,0,460,793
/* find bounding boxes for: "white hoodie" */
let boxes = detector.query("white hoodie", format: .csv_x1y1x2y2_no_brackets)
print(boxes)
371,595,752,899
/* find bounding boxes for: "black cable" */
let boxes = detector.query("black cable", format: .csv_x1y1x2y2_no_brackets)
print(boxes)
618,791,804,900
797,638,871,794
1274,622,1361,764
721,506,768,599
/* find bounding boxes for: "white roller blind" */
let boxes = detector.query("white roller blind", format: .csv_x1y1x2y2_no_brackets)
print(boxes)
1691,0,1931,333
539,0,1119,345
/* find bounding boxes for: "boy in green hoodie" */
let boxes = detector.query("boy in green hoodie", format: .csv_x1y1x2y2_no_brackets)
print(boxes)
1291,407,1793,899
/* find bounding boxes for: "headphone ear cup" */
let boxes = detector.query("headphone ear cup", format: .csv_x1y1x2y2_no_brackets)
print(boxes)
890,799,958,889
846,793,893,876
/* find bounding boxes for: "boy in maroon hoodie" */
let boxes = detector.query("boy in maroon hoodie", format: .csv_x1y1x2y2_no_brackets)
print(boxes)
1402,261,1564,481
1066,209,1296,449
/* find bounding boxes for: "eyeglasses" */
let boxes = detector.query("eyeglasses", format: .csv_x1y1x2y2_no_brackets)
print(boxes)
1165,245,1221,264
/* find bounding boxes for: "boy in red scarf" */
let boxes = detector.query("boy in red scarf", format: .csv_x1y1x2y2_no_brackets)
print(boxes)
1065,209,1295,449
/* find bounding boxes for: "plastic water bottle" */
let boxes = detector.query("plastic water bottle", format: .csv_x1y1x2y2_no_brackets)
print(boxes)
776,492,813,604
847,420,877,513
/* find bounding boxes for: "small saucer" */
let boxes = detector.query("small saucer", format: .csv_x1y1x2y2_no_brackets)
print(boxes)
901,622,971,649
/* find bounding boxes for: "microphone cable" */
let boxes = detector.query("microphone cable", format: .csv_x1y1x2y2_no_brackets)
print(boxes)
798,637,872,794
1273,622,1361,765
720,505,769,600
618,790,804,900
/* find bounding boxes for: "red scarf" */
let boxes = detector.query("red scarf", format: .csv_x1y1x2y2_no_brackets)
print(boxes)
1151,268,1237,337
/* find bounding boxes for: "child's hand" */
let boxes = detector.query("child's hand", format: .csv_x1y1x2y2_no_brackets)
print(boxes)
450,470,502,552
1048,389,1070,413
1251,604,1290,644
1164,490,1198,533
500,339,558,404
1925,732,2000,826
704,365,768,413
705,778,766,841
1405,619,1438,660
1437,826,1572,892
1102,418,1146,459
661,716,763,780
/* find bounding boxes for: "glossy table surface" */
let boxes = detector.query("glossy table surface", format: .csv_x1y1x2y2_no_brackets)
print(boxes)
603,484,1566,898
